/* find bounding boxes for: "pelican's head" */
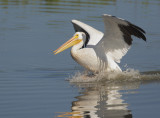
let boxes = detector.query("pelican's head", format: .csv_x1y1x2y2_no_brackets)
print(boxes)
54,32,86,54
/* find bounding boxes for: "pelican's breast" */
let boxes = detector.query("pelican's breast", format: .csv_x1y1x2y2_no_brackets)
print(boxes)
71,48,100,72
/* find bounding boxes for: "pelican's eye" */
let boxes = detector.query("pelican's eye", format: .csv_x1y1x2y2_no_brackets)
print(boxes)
75,34,79,37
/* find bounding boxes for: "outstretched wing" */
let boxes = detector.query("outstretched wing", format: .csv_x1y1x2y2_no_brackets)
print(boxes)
97,14,146,63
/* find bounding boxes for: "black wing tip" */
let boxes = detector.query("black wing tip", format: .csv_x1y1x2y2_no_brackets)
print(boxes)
103,14,147,44
130,23,147,41
118,23,146,45
129,22,146,34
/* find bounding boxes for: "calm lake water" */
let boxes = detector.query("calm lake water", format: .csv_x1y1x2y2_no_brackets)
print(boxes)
0,0,160,118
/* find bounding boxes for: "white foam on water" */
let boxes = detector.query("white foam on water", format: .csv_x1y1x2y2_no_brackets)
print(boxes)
68,68,160,83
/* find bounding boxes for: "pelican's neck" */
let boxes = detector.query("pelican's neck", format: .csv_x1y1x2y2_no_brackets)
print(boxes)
71,40,84,54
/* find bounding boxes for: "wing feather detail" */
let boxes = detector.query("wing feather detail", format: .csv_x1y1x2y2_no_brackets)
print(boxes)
96,14,146,63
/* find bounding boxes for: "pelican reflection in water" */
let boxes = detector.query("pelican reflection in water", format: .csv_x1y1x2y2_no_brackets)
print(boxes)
54,14,146,73
55,81,141,118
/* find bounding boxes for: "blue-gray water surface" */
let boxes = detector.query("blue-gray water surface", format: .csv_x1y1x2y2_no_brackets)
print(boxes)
0,0,160,118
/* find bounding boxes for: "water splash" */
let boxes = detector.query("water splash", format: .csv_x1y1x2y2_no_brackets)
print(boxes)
68,68,160,83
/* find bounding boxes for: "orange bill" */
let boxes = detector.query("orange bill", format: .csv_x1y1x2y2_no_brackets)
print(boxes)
54,35,82,55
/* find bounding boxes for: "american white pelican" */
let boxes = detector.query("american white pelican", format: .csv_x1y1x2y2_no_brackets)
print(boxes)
54,14,146,73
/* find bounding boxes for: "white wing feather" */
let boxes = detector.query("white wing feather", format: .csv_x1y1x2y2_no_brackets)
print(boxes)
96,14,131,63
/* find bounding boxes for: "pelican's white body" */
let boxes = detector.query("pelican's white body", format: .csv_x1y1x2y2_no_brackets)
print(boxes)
71,40,122,73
